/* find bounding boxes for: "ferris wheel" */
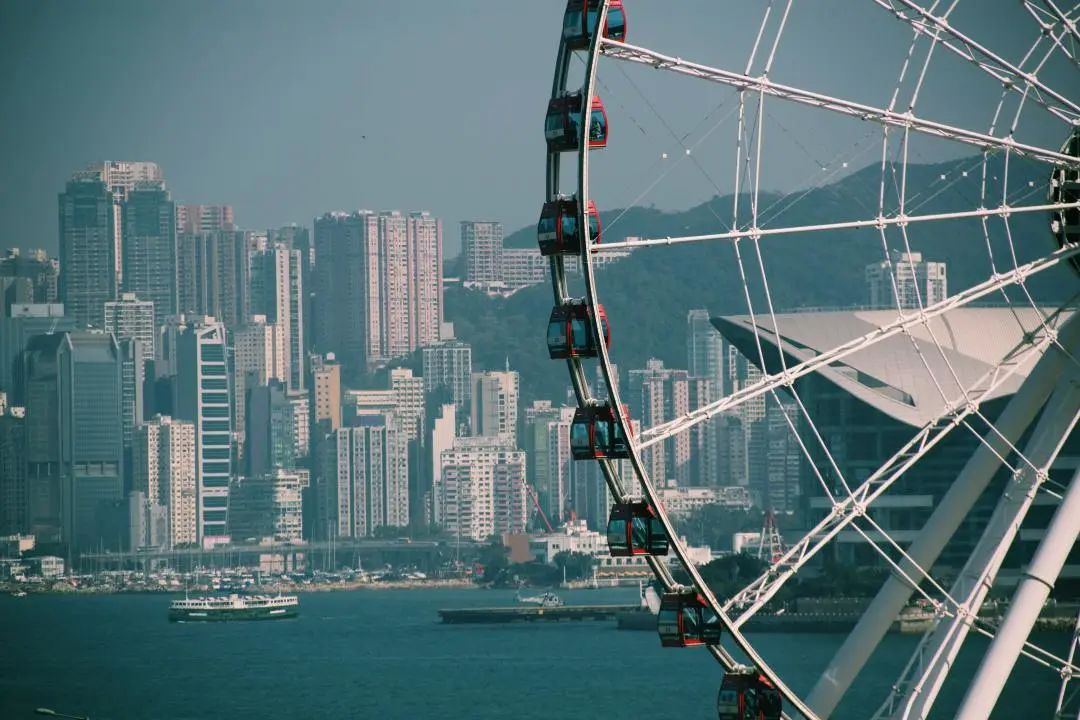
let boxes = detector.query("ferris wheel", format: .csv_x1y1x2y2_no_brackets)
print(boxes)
540,1,1080,718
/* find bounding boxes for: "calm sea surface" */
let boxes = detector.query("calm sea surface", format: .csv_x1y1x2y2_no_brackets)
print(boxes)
0,587,1064,719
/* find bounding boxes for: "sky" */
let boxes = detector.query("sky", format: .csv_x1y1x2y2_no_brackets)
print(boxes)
1,0,1074,256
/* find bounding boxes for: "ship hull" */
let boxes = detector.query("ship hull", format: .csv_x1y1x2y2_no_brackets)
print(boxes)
168,606,298,622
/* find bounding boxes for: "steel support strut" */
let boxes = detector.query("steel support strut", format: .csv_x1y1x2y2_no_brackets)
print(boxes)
808,312,1080,718
956,463,1080,719
895,372,1080,719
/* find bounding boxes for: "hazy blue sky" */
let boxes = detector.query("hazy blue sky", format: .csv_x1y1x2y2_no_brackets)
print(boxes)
1,1,1072,255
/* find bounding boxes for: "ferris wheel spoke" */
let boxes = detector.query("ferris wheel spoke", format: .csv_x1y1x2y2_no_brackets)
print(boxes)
874,0,1080,124
592,199,1078,251
877,381,1080,719
1022,1,1080,71
717,323,1063,623
636,244,1077,450
600,39,1080,166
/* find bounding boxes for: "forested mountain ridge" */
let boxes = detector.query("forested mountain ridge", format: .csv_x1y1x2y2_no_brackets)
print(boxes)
449,155,1070,408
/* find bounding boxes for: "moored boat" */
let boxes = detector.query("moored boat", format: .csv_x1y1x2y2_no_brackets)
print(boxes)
168,593,299,622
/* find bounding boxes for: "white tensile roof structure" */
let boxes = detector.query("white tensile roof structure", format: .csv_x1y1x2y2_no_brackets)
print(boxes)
712,307,1071,428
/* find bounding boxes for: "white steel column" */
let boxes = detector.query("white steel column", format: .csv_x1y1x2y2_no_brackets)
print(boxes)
899,374,1080,718
808,312,1080,717
956,462,1080,720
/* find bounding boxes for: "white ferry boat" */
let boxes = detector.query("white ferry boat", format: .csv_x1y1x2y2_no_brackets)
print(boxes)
168,593,299,622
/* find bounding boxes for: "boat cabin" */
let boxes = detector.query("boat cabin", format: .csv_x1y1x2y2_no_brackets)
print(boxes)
545,92,608,153
607,500,668,556
570,403,630,460
562,0,627,49
657,590,722,647
537,197,601,256
547,301,610,359
716,668,783,720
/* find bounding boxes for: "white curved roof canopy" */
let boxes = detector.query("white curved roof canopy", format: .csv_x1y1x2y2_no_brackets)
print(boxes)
712,307,1070,428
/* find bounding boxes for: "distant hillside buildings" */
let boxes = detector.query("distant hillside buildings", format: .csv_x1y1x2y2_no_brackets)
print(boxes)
865,250,947,310
313,210,443,376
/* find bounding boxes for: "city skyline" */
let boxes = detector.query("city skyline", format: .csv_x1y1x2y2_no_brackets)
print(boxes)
0,4,1076,719
2,2,1047,259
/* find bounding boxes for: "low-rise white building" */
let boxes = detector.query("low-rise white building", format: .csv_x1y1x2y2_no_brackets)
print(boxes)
34,555,64,578
530,520,712,570
657,487,722,518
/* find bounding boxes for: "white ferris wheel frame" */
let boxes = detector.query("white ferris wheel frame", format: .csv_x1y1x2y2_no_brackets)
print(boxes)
544,2,1080,718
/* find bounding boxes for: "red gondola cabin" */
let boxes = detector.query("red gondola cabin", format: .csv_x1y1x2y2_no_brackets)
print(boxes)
716,668,783,720
537,197,601,256
657,591,722,647
607,501,668,556
545,92,608,153
547,301,610,359
570,404,630,460
562,0,627,49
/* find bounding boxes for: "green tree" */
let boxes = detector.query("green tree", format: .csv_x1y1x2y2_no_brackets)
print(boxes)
478,539,510,584
553,551,597,581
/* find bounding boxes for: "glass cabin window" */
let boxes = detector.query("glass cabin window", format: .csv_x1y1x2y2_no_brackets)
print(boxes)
537,215,557,237
563,9,583,36
631,516,649,550
682,606,701,638
594,420,611,453
547,320,568,354
611,422,628,454
545,113,564,137
657,607,680,639
563,213,578,241
607,8,626,39
570,422,591,454
607,517,628,550
569,317,588,352
589,109,606,142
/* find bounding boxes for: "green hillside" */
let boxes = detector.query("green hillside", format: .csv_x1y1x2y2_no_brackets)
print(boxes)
452,155,1073,408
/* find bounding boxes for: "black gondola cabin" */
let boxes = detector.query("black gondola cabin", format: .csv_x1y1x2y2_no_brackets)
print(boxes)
716,668,782,720
547,302,610,359
606,501,668,556
1050,127,1080,275
537,197,601,256
570,404,630,460
657,591,721,647
545,92,608,153
562,0,627,49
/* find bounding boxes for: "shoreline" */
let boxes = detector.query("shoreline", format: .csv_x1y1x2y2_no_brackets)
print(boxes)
1,578,479,596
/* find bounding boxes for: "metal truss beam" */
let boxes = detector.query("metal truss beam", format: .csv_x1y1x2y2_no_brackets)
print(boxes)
721,314,1066,623
594,200,1080,252
887,364,1080,719
875,0,1080,124
639,244,1079,449
600,39,1080,167
806,311,1080,717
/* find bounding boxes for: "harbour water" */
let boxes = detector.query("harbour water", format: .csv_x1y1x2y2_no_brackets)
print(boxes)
0,587,1064,719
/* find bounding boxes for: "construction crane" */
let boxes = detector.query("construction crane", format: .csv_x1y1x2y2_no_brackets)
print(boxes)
522,481,554,533
757,510,785,564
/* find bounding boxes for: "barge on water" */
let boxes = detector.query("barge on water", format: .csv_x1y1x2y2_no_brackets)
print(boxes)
439,604,636,624
169,593,299,622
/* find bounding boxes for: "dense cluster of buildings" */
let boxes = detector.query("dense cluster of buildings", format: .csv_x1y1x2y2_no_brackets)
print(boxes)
0,160,542,560
7,156,1061,587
